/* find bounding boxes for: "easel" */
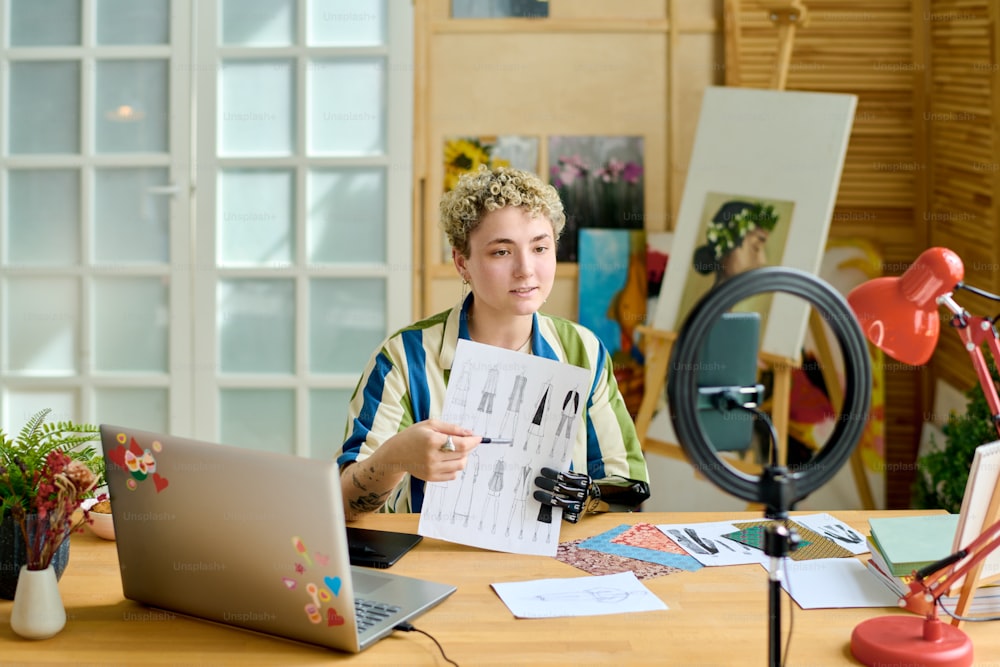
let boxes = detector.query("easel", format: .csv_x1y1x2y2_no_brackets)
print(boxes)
951,484,1000,624
636,0,875,508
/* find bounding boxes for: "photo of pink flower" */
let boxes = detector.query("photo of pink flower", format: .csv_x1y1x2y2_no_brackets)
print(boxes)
547,136,644,262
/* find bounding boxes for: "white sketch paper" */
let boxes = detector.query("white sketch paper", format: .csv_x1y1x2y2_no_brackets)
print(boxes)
655,520,768,567
792,513,869,555
491,572,667,618
419,339,590,556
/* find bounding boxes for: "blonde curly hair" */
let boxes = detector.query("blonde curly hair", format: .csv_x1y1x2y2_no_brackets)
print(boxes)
440,165,566,257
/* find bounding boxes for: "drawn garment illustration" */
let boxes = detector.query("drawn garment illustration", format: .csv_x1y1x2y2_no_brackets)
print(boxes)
444,363,474,424
474,365,500,434
451,450,481,527
527,380,553,453
479,457,505,533
552,386,581,458
506,465,533,538
498,372,527,445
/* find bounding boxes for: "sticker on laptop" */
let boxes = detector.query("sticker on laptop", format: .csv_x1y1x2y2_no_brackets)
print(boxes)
107,432,170,493
284,535,345,627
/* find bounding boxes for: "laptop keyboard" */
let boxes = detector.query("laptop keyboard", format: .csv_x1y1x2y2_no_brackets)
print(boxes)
354,597,402,633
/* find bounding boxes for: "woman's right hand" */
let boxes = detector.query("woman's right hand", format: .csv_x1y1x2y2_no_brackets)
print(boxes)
377,419,480,482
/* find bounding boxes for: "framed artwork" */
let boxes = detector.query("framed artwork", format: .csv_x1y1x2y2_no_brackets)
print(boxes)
451,0,549,18
443,135,539,193
650,86,857,361
548,135,644,262
578,229,646,416
441,135,539,260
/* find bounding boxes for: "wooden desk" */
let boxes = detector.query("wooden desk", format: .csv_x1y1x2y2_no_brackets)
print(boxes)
0,511,990,665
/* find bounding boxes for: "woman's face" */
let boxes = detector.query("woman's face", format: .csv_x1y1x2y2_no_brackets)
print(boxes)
722,228,770,278
453,206,556,323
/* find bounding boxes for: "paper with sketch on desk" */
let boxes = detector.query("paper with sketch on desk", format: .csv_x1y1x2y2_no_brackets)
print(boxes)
656,520,770,566
491,571,668,618
418,339,590,556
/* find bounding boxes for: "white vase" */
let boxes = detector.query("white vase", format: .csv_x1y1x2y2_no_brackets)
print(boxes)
10,565,66,640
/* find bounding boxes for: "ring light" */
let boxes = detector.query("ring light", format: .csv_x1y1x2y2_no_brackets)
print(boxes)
667,266,872,512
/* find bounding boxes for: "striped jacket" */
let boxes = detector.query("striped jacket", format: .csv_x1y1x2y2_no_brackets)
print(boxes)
336,296,649,513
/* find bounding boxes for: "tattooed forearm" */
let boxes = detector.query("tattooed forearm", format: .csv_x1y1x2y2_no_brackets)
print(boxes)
348,490,391,514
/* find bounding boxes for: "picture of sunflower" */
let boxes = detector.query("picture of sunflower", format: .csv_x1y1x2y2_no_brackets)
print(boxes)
442,135,538,193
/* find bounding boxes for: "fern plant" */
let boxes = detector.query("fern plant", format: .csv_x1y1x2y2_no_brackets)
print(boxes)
0,408,103,522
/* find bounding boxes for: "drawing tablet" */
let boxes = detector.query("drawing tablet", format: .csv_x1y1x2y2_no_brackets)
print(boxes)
347,527,423,569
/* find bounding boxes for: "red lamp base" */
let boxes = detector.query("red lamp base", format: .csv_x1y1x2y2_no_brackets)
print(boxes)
851,616,973,667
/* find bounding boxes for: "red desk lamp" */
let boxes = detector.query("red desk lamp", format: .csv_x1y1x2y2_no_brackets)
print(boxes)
847,246,1000,666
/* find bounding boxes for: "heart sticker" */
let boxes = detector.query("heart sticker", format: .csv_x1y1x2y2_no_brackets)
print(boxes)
153,474,169,493
327,608,345,626
315,552,330,567
324,576,342,597
281,577,297,590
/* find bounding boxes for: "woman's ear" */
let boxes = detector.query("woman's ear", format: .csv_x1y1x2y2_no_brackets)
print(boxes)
452,247,468,282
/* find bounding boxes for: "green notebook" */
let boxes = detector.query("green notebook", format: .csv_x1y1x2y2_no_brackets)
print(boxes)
868,514,960,577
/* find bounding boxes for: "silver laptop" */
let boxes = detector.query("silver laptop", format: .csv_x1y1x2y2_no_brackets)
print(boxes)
99,424,456,653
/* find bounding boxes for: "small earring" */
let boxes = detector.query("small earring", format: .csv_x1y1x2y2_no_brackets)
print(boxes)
461,278,469,301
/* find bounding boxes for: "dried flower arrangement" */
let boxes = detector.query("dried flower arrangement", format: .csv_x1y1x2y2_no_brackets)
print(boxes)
0,409,104,571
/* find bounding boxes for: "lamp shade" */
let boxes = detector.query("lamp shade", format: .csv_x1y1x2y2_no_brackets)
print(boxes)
847,247,964,366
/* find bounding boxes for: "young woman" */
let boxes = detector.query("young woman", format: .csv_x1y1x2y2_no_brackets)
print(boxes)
336,166,649,521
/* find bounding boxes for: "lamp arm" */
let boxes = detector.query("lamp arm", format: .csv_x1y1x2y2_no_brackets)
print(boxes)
901,515,1000,617
938,292,1000,435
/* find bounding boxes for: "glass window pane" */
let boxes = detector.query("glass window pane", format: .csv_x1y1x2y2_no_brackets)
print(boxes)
219,60,294,156
97,0,170,45
308,0,386,46
310,389,353,460
96,60,169,153
308,168,385,264
94,168,170,264
218,279,294,374
220,389,295,454
7,392,80,432
95,388,168,432
221,0,295,46
93,278,169,372
308,58,385,156
9,0,81,46
7,170,80,266
218,170,294,266
9,62,80,154
6,278,78,374
309,278,385,374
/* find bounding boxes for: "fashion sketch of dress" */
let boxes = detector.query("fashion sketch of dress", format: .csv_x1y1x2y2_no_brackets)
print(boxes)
443,362,473,424
505,464,532,538
473,365,499,435
498,371,526,445
479,457,505,533
451,450,481,527
526,378,553,453
552,386,581,458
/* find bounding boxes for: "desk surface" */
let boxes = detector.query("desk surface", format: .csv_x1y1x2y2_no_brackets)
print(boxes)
0,510,990,666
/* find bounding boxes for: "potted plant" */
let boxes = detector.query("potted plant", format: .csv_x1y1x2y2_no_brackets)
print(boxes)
0,409,103,600
913,371,998,513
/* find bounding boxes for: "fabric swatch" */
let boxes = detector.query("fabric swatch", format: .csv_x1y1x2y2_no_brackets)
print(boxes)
556,538,681,580
577,524,703,571
611,522,688,555
731,520,853,560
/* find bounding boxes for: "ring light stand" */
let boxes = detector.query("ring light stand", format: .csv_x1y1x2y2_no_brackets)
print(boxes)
667,266,872,667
